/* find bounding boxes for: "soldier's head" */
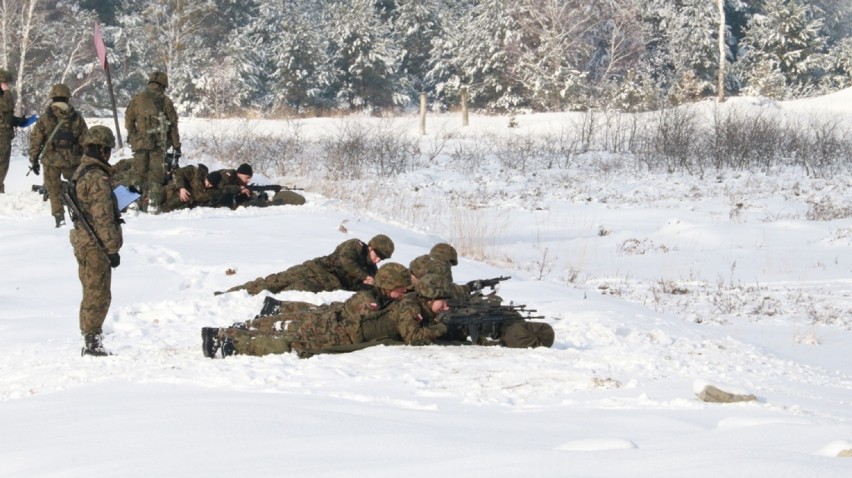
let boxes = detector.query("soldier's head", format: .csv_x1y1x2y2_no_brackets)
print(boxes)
367,234,394,264
430,243,458,266
0,68,10,83
148,70,168,89
83,126,116,162
50,83,71,103
205,171,223,189
236,163,253,186
374,262,411,299
409,255,451,286
414,273,453,313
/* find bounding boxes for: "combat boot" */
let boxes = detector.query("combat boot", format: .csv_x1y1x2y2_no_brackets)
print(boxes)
201,327,220,358
54,214,66,228
81,332,111,357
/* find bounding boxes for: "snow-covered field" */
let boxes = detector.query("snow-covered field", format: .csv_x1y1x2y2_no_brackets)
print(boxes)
1,91,851,477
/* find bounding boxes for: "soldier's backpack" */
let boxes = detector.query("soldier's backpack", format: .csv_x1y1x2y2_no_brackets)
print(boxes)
129,89,167,151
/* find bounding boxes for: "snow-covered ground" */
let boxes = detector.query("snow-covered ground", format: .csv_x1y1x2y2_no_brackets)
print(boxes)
1,92,851,477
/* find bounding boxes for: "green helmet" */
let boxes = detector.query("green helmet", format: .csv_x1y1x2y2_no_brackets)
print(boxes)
0,69,10,83
368,234,394,260
148,70,168,88
415,273,453,300
409,255,450,280
83,126,116,148
430,243,458,266
50,83,71,99
374,262,411,291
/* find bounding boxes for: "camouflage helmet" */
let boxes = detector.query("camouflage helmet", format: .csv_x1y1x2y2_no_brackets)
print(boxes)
0,69,9,83
83,126,116,148
409,255,450,280
368,234,394,260
50,83,71,99
148,70,168,88
374,262,412,291
430,243,459,266
415,273,453,300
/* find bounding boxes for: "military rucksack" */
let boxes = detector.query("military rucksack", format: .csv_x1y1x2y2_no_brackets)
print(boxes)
130,89,168,151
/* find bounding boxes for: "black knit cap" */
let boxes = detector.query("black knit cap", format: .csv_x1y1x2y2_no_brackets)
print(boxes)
236,163,253,176
206,171,223,188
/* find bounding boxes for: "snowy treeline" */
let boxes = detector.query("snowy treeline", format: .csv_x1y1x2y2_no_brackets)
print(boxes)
1,0,851,117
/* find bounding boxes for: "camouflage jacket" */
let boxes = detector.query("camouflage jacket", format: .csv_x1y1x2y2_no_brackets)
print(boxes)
0,90,15,133
71,156,123,254
28,102,87,166
314,238,378,291
360,294,447,344
125,83,180,151
161,164,218,212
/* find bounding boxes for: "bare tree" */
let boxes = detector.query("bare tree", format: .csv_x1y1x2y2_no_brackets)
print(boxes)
13,0,42,114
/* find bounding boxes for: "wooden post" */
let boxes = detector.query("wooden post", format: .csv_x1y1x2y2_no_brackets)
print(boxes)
419,92,426,135
461,86,469,126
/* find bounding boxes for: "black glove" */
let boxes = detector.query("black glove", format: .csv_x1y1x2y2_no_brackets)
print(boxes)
30,161,40,176
107,253,120,268
173,147,182,159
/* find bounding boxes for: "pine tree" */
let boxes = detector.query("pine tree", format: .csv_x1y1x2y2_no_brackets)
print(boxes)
736,0,829,98
324,0,402,109
388,0,445,105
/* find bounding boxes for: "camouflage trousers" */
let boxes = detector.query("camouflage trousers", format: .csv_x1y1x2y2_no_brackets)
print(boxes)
222,308,355,356
129,148,165,205
43,160,79,216
71,229,112,335
0,129,11,193
237,261,344,295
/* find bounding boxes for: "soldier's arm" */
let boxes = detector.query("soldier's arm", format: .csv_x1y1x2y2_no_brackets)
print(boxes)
164,97,181,149
124,98,137,135
82,173,123,254
28,118,46,159
337,240,370,288
390,300,448,344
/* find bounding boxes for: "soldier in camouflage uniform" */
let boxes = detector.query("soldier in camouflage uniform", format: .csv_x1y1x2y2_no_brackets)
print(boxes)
125,71,181,214
222,234,395,295
69,126,123,356
159,164,225,213
0,69,16,194
203,269,449,358
28,84,88,227
412,246,555,348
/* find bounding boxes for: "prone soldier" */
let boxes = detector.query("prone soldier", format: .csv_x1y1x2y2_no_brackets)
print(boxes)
219,234,395,295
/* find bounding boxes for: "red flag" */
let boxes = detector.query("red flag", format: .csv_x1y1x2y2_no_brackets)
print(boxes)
94,21,107,70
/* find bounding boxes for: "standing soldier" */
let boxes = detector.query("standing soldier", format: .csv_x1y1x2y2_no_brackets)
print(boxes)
28,83,88,227
0,69,15,194
68,126,123,356
125,70,181,214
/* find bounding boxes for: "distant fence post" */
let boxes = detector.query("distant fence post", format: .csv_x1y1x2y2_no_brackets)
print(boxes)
419,92,426,135
461,86,469,127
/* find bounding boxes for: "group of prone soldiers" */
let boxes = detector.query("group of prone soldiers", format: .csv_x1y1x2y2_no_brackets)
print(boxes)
112,160,306,213
203,236,555,359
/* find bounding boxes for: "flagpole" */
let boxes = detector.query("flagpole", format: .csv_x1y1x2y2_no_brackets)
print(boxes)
104,57,123,149
94,21,123,149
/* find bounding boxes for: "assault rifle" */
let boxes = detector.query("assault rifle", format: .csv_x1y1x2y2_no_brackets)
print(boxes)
439,300,544,344
237,184,304,204
465,276,510,292
61,179,109,259
31,184,49,201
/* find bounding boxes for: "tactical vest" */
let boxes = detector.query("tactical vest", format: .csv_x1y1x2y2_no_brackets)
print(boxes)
45,107,78,152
